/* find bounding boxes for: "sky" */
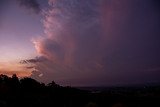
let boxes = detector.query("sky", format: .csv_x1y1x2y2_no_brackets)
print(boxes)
0,0,160,86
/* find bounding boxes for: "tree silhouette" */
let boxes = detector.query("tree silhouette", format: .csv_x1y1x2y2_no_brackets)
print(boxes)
0,74,10,83
20,77,41,90
47,80,60,88
10,74,20,89
0,74,10,93
0,74,159,107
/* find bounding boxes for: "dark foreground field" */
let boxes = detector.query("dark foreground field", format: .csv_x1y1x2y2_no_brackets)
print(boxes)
0,74,160,107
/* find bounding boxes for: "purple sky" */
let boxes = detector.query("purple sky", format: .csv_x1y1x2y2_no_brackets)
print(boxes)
0,0,160,86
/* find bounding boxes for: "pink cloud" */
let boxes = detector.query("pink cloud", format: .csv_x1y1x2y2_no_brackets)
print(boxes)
29,0,160,86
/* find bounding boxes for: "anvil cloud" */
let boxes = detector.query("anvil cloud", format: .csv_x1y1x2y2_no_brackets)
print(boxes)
29,0,160,86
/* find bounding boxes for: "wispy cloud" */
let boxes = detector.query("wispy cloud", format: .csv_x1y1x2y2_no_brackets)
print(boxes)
20,56,46,64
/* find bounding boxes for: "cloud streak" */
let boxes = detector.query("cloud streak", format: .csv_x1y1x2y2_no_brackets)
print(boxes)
20,57,45,64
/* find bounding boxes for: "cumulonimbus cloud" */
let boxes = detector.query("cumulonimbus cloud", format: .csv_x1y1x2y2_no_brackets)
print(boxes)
28,0,160,86
30,0,107,84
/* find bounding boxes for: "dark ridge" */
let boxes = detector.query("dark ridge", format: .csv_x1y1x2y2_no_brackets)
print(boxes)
0,74,160,107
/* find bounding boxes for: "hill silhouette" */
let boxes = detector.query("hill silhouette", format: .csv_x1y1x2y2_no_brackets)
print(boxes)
0,74,159,107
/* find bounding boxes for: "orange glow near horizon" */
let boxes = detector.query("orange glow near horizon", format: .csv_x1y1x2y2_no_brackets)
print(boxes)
0,40,37,77
0,61,32,77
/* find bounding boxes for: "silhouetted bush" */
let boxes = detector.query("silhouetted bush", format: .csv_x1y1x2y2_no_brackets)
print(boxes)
0,74,159,107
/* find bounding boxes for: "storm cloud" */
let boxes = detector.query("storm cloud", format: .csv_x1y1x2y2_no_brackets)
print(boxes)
30,0,160,86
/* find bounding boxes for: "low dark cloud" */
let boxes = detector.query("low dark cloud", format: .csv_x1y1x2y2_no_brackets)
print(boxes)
20,56,46,64
26,66,35,69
